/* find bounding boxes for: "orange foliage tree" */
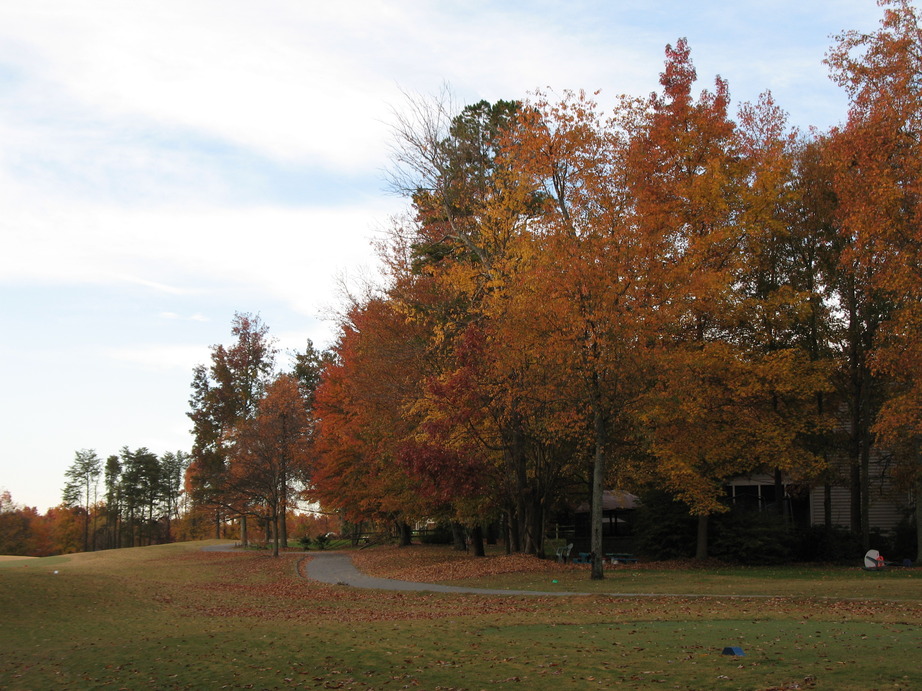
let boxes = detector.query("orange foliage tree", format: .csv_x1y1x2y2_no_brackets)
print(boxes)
496,88,662,576
309,8,922,566
231,374,312,557
309,296,434,540
629,41,830,559
827,0,922,556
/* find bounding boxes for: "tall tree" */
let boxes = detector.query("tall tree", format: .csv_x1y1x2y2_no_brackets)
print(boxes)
103,454,121,549
626,40,826,558
827,0,922,554
311,297,432,535
628,38,747,559
186,312,277,537
387,93,558,552
160,451,188,543
119,447,161,546
232,375,311,557
500,88,659,576
62,449,101,552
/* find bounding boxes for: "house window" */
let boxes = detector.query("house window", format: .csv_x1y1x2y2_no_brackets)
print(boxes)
725,484,781,511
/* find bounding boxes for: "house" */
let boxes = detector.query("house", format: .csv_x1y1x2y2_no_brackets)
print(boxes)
725,458,912,534
568,489,640,552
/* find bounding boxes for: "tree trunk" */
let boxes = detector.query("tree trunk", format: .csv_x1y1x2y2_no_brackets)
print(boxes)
486,523,498,545
240,514,248,547
590,408,606,580
399,522,412,546
773,468,785,518
511,426,528,554
83,485,91,552
529,498,545,558
280,504,288,550
850,460,862,535
271,512,279,557
471,525,485,557
451,522,467,551
522,493,539,556
913,474,922,564
695,514,709,560
506,506,522,554
860,436,871,550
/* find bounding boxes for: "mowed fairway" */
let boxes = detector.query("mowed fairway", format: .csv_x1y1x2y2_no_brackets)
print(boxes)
1,542,920,690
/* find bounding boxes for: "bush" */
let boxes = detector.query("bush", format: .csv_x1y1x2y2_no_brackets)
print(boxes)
314,533,331,550
791,525,868,563
709,508,792,564
633,490,697,560
634,490,793,564
891,517,918,562
299,535,312,550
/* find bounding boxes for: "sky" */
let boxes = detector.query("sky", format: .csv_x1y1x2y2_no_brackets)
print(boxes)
0,0,884,513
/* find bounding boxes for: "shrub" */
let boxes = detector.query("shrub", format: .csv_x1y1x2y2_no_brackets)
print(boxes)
891,517,918,562
314,533,331,550
299,535,312,550
791,525,864,563
709,508,792,564
633,490,697,560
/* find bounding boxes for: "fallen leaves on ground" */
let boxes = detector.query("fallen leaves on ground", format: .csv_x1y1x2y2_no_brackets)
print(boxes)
351,545,580,582
162,550,556,623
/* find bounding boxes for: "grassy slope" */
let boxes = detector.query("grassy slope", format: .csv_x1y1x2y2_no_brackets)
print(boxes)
1,542,919,690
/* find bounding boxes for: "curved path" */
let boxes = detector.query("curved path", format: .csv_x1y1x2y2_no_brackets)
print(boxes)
204,544,782,599
303,551,587,596
203,543,584,596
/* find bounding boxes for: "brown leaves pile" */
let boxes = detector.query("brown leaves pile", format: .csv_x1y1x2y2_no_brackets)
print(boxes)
351,545,581,582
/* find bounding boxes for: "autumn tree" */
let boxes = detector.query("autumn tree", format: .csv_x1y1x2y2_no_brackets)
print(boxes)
232,375,311,557
0,491,32,556
62,449,102,552
493,88,662,577
732,95,837,519
627,39,747,560
311,296,433,540
827,0,922,555
386,93,560,552
187,312,277,538
627,41,830,559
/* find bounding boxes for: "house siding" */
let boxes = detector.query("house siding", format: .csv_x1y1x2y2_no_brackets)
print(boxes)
808,482,910,532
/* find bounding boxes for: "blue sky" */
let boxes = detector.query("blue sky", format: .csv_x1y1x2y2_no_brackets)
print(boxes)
0,0,882,513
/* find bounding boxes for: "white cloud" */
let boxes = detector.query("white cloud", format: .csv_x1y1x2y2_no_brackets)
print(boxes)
0,164,397,319
106,343,210,372
0,1,661,180
0,1,402,169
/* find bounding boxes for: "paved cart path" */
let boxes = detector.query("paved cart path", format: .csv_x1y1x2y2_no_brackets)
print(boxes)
202,543,584,596
302,551,587,596
202,543,784,599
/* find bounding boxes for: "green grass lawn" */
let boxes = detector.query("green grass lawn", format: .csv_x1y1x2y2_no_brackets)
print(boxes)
1,541,920,690
447,563,922,600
